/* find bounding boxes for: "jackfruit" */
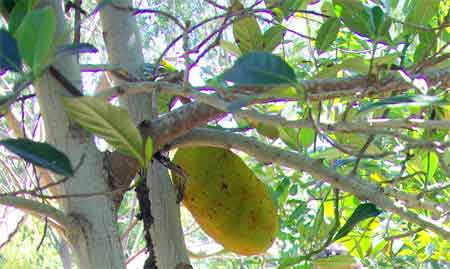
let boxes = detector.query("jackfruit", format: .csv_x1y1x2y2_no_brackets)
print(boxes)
172,146,278,255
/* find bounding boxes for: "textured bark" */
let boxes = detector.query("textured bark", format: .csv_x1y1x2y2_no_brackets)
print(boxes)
34,1,125,268
98,1,190,268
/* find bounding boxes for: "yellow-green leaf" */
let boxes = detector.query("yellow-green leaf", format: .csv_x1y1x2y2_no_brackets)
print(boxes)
62,97,144,166
144,137,153,164
231,0,263,53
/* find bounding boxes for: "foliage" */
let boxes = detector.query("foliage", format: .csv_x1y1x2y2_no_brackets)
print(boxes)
0,0,449,268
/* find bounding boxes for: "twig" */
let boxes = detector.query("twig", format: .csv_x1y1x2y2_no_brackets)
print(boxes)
0,215,25,250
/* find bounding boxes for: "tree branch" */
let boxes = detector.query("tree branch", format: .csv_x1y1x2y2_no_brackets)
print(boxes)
95,67,450,149
0,195,78,233
168,128,450,239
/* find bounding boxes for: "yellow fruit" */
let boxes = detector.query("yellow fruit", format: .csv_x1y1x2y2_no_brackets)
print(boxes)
172,146,278,255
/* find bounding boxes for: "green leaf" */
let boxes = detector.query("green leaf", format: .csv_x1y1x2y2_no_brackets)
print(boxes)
405,0,440,32
369,6,391,41
333,0,371,37
0,29,22,73
219,39,241,57
255,123,279,140
262,25,285,52
14,6,56,73
0,0,16,14
316,17,340,51
278,126,300,150
232,0,263,53
62,97,145,166
7,0,28,34
359,95,448,112
0,138,74,176
223,51,296,86
266,0,307,19
334,203,382,241
312,255,358,268
299,128,315,149
144,137,153,164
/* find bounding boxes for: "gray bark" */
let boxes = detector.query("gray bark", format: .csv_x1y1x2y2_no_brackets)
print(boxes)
98,1,190,268
34,1,125,268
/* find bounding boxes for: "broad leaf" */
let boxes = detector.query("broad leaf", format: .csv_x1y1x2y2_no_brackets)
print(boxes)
62,97,145,166
0,138,74,176
232,0,263,53
405,0,440,32
334,203,382,241
333,0,371,37
7,0,28,34
369,6,391,41
223,51,296,86
316,17,340,51
262,25,285,52
299,128,315,149
0,29,22,73
278,126,300,150
359,95,448,112
14,6,56,73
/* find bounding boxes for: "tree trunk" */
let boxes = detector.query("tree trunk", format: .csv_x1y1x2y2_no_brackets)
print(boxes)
34,1,125,268
98,1,190,268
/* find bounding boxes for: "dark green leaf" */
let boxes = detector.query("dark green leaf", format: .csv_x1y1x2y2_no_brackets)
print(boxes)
359,95,448,112
0,29,22,73
0,138,74,176
316,17,340,51
55,43,98,57
369,6,391,41
7,0,28,34
223,51,296,86
334,203,382,240
1,0,16,13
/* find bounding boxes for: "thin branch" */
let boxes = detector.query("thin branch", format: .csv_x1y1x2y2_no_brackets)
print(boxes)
0,215,25,250
0,195,77,232
384,228,423,241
